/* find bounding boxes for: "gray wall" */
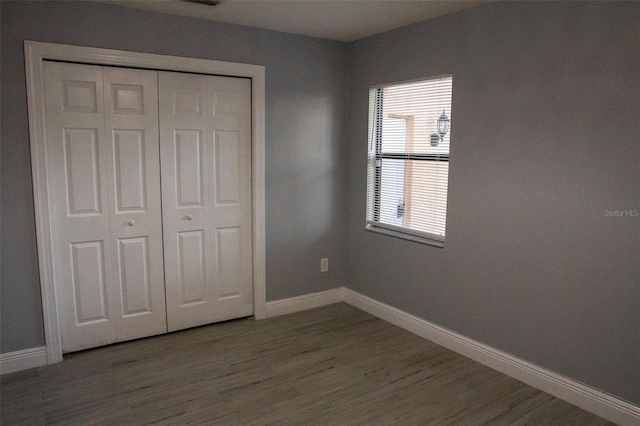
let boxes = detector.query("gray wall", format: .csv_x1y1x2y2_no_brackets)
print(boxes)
346,2,639,405
2,0,638,409
0,1,348,353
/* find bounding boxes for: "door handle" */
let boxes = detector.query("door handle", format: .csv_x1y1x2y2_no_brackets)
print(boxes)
186,214,194,221
127,220,135,227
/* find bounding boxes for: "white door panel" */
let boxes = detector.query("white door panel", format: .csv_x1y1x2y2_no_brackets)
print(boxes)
117,237,153,315
177,230,207,305
160,71,253,331
209,77,253,316
45,62,167,352
63,128,103,215
103,67,167,342
215,227,243,298
70,240,109,323
174,129,205,207
112,129,146,211
44,62,116,352
159,72,211,332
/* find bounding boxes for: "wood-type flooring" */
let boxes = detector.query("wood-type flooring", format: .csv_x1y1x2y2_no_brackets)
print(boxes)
0,303,613,425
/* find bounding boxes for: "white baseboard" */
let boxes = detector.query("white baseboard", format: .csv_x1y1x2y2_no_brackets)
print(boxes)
342,288,640,426
0,346,47,375
265,287,640,425
6,288,639,424
265,288,343,318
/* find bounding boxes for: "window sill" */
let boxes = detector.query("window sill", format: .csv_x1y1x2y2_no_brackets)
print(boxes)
365,225,445,248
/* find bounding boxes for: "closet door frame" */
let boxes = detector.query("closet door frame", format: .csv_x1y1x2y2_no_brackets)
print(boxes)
24,40,267,365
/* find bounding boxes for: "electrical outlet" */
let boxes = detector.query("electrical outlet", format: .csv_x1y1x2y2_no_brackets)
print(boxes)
320,258,329,273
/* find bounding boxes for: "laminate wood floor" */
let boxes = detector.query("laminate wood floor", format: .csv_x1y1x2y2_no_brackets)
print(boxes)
1,303,613,425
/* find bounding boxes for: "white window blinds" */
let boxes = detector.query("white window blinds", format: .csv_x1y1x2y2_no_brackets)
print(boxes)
366,75,453,244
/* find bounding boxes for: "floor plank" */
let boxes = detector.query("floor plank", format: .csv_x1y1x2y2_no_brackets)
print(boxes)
0,303,614,425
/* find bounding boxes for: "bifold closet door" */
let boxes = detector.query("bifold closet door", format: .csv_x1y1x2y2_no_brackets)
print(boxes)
44,62,167,352
159,71,253,332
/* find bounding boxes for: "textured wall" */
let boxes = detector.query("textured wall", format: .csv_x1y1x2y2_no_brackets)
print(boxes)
2,0,638,409
0,1,348,353
346,2,639,405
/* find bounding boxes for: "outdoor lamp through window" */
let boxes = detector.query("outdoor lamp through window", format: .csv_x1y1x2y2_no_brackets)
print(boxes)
437,109,450,143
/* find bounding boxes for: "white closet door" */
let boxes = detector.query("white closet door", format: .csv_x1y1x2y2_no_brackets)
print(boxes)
159,71,253,332
44,62,166,352
44,62,115,352
102,67,167,342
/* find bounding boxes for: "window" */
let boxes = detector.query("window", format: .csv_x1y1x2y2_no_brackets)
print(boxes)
366,75,453,246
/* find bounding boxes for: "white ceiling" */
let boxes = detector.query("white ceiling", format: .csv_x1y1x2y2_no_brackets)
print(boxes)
101,0,488,42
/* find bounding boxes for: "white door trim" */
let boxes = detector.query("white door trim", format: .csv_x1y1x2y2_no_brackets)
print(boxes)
24,40,267,365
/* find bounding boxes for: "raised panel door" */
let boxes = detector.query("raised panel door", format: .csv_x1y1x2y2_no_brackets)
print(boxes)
103,67,167,341
207,76,253,320
159,71,253,331
44,62,167,352
44,61,116,352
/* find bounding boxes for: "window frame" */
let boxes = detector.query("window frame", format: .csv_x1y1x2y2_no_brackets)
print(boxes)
365,75,452,248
